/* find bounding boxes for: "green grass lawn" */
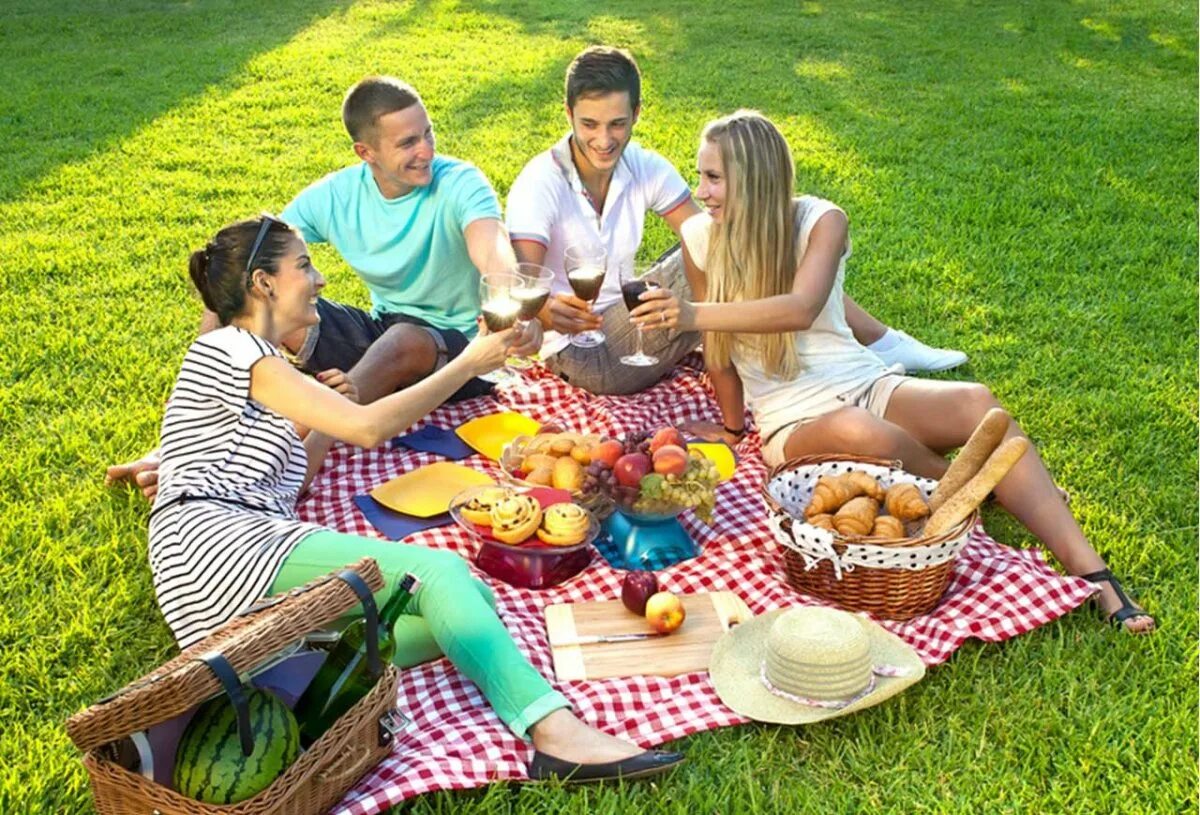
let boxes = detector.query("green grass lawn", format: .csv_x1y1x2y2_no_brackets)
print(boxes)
1,0,1196,811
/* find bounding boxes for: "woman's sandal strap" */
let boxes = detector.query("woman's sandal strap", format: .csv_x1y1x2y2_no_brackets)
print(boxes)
1079,569,1155,628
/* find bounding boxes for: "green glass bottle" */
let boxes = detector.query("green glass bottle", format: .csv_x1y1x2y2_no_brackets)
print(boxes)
294,573,420,746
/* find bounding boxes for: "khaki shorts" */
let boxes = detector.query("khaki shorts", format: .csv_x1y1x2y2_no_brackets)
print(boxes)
760,373,911,468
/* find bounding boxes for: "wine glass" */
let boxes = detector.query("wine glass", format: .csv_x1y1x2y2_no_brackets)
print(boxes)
506,263,554,370
564,244,608,348
477,272,521,384
619,261,660,367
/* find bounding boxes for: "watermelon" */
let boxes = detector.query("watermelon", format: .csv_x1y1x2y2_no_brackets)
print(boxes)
173,689,300,804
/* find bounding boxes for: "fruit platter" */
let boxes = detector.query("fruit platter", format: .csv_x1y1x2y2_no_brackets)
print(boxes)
503,426,724,571
449,485,599,589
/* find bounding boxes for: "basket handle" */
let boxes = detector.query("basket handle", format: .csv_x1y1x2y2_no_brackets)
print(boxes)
196,652,255,757
332,569,382,678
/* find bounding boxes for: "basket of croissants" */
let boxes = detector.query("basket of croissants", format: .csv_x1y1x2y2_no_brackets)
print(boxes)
761,409,1029,620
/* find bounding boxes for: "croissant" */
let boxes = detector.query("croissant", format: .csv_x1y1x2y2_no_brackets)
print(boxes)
808,513,836,531
805,475,855,517
871,515,905,538
833,497,879,537
885,483,930,522
846,470,885,502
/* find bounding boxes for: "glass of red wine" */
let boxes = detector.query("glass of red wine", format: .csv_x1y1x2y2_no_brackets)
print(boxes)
477,272,521,384
506,263,553,369
564,244,607,348
619,262,660,367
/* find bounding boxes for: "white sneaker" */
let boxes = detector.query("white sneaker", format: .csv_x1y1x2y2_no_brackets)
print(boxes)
871,330,968,374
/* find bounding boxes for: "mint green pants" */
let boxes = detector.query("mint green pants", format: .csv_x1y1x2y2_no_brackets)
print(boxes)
270,530,568,738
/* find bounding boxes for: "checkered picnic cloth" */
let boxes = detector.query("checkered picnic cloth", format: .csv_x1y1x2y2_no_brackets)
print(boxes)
297,357,1096,814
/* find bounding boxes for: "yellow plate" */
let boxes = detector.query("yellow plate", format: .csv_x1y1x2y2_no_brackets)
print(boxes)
455,412,542,461
688,442,737,481
370,462,495,518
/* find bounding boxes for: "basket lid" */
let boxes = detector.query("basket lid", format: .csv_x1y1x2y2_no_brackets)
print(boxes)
64,557,385,753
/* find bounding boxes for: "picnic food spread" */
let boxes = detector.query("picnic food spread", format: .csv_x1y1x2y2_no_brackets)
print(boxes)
804,471,931,538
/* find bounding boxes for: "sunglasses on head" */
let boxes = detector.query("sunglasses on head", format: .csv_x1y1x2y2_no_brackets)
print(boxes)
245,213,287,274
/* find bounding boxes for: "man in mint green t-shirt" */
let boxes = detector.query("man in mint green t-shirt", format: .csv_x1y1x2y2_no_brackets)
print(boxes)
272,76,538,404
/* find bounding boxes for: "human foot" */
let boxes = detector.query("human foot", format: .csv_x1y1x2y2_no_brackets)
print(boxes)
104,451,161,501
1080,569,1155,634
529,709,643,764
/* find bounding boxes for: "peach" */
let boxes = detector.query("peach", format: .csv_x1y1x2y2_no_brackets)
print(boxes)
651,444,688,476
645,591,686,634
649,427,686,455
591,440,624,468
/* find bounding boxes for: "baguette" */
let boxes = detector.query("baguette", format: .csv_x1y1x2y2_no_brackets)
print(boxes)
929,408,1011,512
925,437,1030,535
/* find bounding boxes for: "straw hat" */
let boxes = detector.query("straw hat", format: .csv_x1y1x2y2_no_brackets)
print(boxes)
709,606,925,724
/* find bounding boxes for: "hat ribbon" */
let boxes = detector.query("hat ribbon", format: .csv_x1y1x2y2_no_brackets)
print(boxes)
758,661,912,710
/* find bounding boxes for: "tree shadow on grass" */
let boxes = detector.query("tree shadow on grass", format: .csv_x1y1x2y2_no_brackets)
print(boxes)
0,0,356,205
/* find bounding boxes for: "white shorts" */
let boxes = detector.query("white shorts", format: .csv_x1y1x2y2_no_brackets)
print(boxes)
760,373,911,468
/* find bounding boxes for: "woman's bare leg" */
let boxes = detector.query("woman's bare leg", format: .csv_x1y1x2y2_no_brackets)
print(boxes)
883,380,1152,632
782,405,949,477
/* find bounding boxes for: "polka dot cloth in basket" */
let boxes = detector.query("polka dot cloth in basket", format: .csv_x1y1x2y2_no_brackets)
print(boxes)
765,459,970,578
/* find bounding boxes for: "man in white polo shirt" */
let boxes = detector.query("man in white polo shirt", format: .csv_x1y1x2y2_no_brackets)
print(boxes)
507,46,966,395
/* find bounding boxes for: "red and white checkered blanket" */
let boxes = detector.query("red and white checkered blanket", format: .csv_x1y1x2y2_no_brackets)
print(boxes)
297,359,1095,814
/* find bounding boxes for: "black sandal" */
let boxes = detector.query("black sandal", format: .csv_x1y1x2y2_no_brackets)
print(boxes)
1080,569,1156,632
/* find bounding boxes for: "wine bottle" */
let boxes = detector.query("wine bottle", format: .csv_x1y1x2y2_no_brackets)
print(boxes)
294,573,420,745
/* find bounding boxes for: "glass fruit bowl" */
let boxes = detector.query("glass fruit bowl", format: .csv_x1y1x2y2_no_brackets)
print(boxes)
448,486,599,589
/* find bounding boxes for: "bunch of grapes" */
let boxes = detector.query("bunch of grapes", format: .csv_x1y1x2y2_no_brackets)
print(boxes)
622,429,652,456
632,452,721,523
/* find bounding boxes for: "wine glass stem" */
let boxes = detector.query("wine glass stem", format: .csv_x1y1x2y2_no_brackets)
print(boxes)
636,324,645,356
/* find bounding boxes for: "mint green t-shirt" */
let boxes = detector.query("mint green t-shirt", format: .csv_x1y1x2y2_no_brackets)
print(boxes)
281,155,500,336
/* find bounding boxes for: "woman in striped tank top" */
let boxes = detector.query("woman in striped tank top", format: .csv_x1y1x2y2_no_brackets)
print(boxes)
146,215,683,782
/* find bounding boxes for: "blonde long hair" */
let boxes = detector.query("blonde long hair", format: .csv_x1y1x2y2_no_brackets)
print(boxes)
702,110,799,378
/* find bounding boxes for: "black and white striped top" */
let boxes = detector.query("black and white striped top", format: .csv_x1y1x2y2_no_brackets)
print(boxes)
149,326,323,648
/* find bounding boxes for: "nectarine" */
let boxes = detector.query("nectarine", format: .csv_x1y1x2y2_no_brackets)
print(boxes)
644,591,686,634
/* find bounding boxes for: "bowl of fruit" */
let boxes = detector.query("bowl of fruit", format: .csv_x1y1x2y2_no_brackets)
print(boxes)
599,427,721,523
499,429,620,517
449,485,599,589
588,427,723,570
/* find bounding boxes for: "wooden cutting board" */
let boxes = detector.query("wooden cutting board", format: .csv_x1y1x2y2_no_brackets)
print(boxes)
545,592,753,681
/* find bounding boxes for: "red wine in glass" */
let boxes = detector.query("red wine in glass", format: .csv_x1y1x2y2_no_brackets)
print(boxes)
513,288,550,321
482,299,520,332
568,266,606,302
619,278,660,367
621,280,650,312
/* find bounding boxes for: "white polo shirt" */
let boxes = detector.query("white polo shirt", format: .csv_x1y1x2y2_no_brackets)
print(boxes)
506,134,692,357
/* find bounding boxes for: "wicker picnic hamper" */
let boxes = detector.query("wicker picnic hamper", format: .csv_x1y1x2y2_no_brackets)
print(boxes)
762,455,977,620
66,557,403,815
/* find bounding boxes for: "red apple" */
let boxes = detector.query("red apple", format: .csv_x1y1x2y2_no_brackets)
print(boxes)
620,571,660,615
644,591,686,634
614,453,651,488
648,427,686,455
651,444,688,476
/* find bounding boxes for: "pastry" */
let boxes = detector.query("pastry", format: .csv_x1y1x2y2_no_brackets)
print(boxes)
870,515,905,538
525,466,554,486
846,470,886,502
490,494,543,544
884,483,930,522
536,503,591,546
552,456,584,492
521,453,558,474
459,487,514,526
805,475,855,517
929,408,1010,512
808,513,836,531
926,437,1029,535
832,496,879,537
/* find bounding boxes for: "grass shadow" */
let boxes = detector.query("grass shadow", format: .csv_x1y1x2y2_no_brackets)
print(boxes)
0,0,356,204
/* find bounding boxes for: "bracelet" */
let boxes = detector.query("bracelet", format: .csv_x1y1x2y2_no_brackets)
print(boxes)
723,424,746,438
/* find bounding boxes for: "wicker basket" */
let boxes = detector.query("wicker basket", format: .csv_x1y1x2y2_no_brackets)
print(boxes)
762,455,977,621
66,558,404,815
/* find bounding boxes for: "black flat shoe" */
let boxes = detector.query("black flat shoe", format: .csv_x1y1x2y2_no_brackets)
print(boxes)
528,749,685,783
